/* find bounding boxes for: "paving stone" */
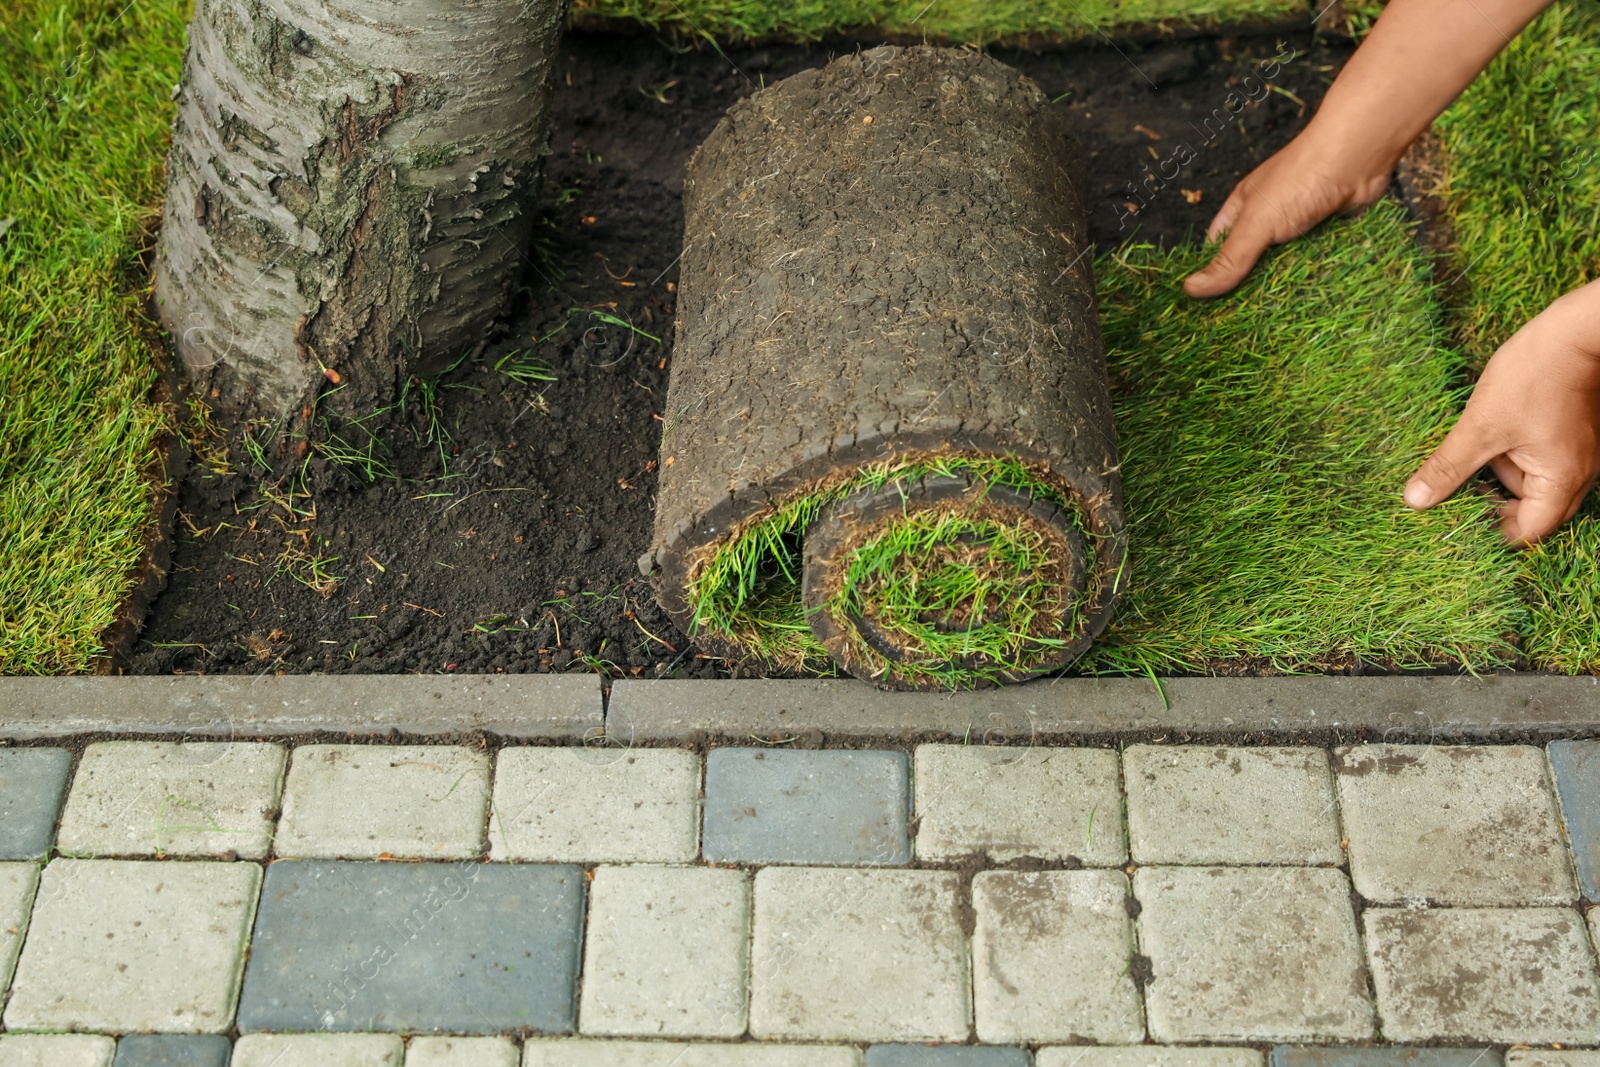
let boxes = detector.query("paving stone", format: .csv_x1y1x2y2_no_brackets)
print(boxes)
750,867,969,1043
703,749,910,866
912,745,1124,865
0,1035,115,1067
1548,740,1600,900
0,748,71,859
1134,866,1373,1042
1124,745,1340,865
1038,1050,1263,1067
867,1046,1032,1066
275,745,490,860
230,1034,403,1067
0,862,39,991
112,1035,232,1067
490,748,699,863
1507,1053,1600,1067
56,741,285,859
1334,744,1576,905
1364,906,1600,1042
1270,1050,1500,1067
580,865,750,1037
405,1036,519,1066
521,1041,864,1066
2,858,258,1033
237,859,583,1033
971,870,1143,1043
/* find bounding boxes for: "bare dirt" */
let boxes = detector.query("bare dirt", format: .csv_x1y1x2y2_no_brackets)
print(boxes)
126,27,1351,678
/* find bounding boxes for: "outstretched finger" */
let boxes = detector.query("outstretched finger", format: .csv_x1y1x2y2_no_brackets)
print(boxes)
1183,210,1276,299
1404,413,1506,511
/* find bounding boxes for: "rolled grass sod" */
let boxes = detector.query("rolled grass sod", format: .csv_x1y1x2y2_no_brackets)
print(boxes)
1084,200,1524,674
568,0,1310,44
1429,0,1600,673
0,0,186,672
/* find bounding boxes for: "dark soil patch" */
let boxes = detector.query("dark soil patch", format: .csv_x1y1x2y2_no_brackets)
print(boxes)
127,28,1350,678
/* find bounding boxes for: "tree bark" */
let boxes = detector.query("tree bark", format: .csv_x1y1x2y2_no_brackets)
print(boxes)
154,0,566,428
651,45,1126,687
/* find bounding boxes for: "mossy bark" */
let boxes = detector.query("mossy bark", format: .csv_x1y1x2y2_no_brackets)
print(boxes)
154,0,566,430
651,45,1126,686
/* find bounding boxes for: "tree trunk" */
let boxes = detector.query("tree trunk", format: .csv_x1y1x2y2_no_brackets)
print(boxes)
650,46,1126,689
154,0,566,428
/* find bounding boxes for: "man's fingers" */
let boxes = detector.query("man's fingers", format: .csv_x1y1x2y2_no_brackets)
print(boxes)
1204,187,1246,243
1182,214,1275,299
1498,490,1579,546
1403,414,1505,510
1488,455,1525,497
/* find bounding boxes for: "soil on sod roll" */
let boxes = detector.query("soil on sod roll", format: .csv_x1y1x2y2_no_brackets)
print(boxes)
653,46,1124,689
126,29,1348,678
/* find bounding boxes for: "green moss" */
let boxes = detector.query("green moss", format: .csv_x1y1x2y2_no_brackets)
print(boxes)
0,0,187,672
1434,0,1600,672
570,0,1307,44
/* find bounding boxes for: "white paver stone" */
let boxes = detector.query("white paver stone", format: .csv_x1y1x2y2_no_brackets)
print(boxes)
972,869,1144,1042
275,744,489,859
57,741,285,858
0,863,39,991
1,858,259,1033
1365,907,1600,1042
1135,866,1373,1042
750,867,970,1042
407,1036,519,1067
232,1034,404,1066
1125,745,1341,864
581,865,750,1037
490,748,699,862
1335,744,1576,904
523,1041,863,1066
1508,1054,1600,1067
0,1035,114,1067
1038,1049,1265,1067
913,745,1124,864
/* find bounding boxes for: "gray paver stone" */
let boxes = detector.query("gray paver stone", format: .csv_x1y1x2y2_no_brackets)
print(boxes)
704,749,909,866
1037,1051,1263,1067
1270,1050,1501,1067
490,748,700,862
971,870,1143,1043
113,1035,232,1067
2,859,259,1033
867,1047,1031,1066
229,1034,403,1067
405,1036,519,1066
0,748,70,859
1548,740,1600,900
1365,906,1600,1043
275,745,489,859
237,859,583,1033
1335,744,1576,905
913,745,1124,865
750,867,970,1042
0,862,39,991
0,1035,115,1067
1135,866,1373,1042
57,741,285,859
580,865,750,1037
521,1041,864,1066
1124,745,1340,864
1508,1054,1600,1067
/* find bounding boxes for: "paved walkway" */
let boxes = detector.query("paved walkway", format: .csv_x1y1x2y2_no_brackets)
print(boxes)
0,725,1598,1065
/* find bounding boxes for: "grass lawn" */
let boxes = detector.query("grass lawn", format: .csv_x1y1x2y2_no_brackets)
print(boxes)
0,0,187,672
569,0,1309,43
1,0,1594,676
1433,0,1600,672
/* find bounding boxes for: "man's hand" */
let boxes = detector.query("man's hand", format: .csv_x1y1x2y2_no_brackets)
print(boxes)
1405,282,1600,544
1182,134,1392,298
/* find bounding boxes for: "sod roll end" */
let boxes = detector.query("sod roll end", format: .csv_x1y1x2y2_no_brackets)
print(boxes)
651,45,1125,689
